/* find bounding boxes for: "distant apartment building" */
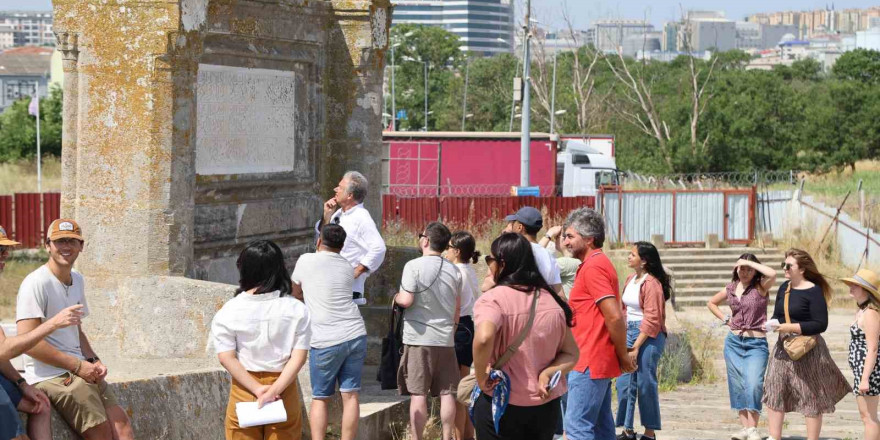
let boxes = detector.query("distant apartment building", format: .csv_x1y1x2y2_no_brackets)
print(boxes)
0,24,23,49
735,22,798,50
391,0,514,55
589,19,654,53
748,6,880,39
0,11,53,47
518,29,590,57
684,18,736,52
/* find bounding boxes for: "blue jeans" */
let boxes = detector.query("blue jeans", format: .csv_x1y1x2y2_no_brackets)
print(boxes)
0,381,24,439
615,321,666,431
723,332,768,412
309,335,367,398
565,369,615,440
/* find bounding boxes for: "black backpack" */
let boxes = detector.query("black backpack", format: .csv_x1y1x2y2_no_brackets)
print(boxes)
377,303,405,390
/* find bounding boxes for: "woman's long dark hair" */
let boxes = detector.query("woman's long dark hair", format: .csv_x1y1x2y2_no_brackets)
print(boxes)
235,240,292,297
731,253,764,292
633,241,672,301
491,233,574,326
451,231,481,264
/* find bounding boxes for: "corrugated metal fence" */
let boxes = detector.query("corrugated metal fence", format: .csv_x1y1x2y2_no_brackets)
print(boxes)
600,188,756,245
383,195,596,229
0,193,61,248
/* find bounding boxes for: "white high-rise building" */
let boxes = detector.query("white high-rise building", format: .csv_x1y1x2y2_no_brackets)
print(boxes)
0,11,53,47
590,19,654,53
391,0,514,55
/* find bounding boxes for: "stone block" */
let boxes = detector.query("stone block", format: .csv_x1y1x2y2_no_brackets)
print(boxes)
364,246,420,305
651,234,666,248
705,233,720,248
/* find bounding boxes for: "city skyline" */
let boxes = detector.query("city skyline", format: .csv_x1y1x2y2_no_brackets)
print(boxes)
9,0,880,31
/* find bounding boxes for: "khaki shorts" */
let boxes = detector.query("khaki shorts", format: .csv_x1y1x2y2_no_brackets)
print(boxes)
397,345,459,397
35,374,119,434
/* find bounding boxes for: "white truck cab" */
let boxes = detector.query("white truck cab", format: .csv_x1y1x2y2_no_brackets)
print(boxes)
556,138,618,196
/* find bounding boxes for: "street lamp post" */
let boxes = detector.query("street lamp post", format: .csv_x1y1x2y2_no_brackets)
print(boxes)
391,43,397,131
461,57,469,131
423,61,428,131
549,33,559,134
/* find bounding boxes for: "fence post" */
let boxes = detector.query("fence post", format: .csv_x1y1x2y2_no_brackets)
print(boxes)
859,179,865,226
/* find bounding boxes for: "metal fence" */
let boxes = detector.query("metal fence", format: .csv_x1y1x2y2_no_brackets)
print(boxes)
382,194,596,229
600,188,756,245
0,193,61,248
623,170,800,190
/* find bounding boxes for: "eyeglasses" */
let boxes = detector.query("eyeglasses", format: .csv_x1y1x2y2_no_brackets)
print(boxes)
418,233,427,240
781,262,793,270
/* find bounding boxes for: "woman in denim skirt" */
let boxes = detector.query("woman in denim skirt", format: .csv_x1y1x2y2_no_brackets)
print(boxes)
615,242,672,440
707,253,777,440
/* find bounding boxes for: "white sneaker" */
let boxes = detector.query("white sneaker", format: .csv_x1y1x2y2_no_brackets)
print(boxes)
731,428,750,440
746,428,762,440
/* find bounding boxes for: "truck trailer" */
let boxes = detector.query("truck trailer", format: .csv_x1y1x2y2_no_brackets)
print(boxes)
382,131,617,197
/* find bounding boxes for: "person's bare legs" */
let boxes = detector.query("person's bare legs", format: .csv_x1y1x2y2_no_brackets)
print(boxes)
105,405,134,440
340,392,360,440
454,366,474,440
25,409,51,440
439,394,456,440
857,396,880,440
805,414,823,440
767,408,784,440
82,421,113,440
738,409,759,429
310,398,330,440
410,395,428,440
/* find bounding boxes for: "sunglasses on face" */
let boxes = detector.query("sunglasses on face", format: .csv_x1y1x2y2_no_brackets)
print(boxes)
781,262,793,270
418,233,427,240
484,255,498,265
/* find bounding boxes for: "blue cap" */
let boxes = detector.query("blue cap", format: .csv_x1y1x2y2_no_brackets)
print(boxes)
504,206,543,229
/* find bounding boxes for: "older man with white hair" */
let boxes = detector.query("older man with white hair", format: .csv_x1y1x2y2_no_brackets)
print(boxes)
316,171,387,305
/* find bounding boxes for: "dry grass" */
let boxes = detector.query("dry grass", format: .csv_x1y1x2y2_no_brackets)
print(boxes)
0,252,44,320
0,156,61,195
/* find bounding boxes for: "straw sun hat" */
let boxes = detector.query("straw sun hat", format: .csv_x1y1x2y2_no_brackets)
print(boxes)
840,269,880,301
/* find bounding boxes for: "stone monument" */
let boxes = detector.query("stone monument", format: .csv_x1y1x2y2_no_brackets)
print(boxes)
45,0,391,437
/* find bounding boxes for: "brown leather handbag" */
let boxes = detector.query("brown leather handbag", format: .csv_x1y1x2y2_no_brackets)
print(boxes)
455,290,540,405
782,283,817,361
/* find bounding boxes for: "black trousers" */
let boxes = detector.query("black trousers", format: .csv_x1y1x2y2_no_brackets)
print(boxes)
473,392,561,440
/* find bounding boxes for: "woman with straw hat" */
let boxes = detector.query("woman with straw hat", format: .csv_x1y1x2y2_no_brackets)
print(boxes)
842,268,880,440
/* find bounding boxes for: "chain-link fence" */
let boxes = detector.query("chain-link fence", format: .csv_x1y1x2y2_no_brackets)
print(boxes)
382,183,560,197
622,170,800,190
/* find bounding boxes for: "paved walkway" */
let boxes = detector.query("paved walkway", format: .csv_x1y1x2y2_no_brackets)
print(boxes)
655,308,861,440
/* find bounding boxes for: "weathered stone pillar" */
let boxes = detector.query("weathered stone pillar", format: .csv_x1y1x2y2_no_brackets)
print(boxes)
49,0,391,367
55,32,78,217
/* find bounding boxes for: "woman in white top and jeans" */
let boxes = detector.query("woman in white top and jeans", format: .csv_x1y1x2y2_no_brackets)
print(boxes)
211,240,312,440
448,231,481,440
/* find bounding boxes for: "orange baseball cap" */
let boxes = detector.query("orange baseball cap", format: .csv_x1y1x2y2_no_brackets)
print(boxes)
46,219,84,242
0,225,19,246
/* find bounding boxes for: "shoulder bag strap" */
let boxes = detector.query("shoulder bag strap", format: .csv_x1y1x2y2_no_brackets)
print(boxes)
494,289,540,369
783,282,792,324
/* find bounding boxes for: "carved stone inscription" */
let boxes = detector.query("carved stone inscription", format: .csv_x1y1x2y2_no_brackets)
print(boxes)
196,64,297,175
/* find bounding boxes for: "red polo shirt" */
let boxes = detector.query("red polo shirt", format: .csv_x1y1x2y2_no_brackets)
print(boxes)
568,248,621,379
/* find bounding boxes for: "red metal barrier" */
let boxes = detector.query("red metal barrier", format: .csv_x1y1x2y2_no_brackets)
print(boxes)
14,193,42,248
383,195,595,229
0,196,11,237
43,192,61,234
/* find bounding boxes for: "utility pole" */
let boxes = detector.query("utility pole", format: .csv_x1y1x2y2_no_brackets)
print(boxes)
391,44,396,131
423,61,428,131
461,58,469,131
549,40,558,134
519,0,532,187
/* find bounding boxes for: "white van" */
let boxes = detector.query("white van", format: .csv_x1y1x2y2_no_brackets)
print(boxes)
556,138,619,196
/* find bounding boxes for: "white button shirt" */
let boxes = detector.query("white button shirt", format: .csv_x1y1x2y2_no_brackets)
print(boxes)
314,203,387,294
210,290,311,372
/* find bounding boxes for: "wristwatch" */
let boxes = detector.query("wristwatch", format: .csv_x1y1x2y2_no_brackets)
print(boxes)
86,356,100,363
15,377,26,388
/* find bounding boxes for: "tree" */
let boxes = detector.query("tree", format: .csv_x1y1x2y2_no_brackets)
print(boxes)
0,85,62,161
388,24,464,131
832,48,880,83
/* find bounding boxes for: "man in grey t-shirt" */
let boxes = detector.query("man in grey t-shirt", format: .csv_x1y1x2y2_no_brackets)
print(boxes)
394,221,462,440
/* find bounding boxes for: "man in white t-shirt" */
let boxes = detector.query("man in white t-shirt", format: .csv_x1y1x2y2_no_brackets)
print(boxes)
292,223,367,440
481,206,564,293
16,219,134,440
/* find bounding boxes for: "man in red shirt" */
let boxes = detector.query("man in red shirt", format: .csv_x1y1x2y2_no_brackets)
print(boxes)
562,208,635,440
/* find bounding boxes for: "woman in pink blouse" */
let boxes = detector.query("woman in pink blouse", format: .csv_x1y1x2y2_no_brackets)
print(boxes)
472,233,579,440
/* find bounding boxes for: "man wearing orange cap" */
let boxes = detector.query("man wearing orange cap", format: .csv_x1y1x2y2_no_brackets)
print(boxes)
1,225,83,440
15,219,133,440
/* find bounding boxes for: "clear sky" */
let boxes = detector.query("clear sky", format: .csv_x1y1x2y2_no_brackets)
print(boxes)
8,0,879,30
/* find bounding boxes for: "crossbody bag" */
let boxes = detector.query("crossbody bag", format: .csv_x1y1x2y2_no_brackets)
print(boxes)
782,282,818,361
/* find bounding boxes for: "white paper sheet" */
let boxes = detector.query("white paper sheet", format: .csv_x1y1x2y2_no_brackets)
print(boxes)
235,400,288,428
